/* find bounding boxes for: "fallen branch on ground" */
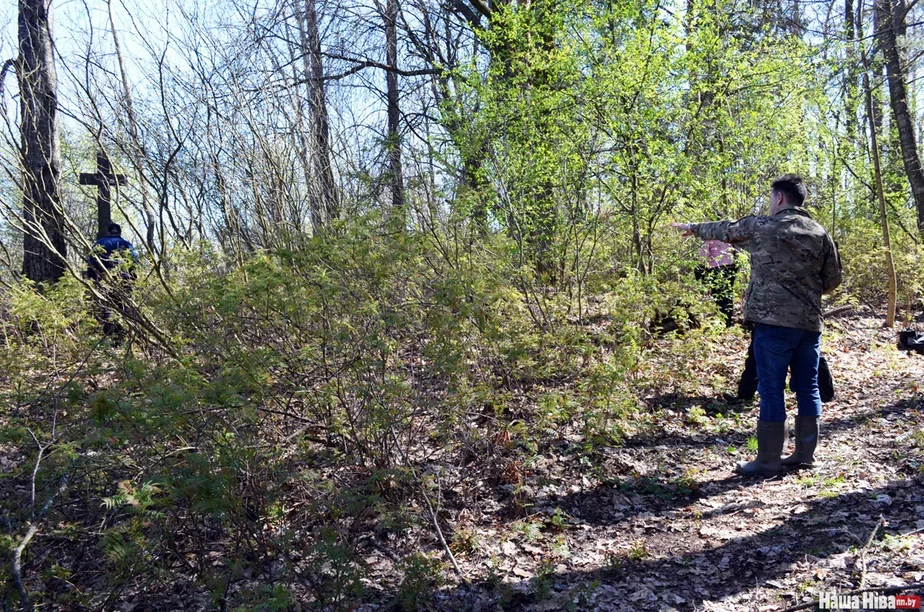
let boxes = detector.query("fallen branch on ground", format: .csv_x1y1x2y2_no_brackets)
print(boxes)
823,305,854,318
389,426,469,586
859,515,885,589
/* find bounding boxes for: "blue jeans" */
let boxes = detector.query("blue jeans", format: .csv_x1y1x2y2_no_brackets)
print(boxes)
753,323,822,422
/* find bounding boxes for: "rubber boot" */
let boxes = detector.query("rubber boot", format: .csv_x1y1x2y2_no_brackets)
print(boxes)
735,421,785,475
781,416,818,467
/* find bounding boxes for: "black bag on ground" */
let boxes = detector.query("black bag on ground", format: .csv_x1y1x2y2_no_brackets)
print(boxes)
898,330,924,354
818,355,834,403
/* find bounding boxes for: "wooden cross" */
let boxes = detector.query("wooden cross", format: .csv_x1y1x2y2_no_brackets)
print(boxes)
80,152,127,239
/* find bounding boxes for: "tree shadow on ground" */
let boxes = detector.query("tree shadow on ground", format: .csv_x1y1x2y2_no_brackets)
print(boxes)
642,392,753,416
550,471,768,527
625,392,923,453
532,395,921,530
409,393,924,610
422,477,922,611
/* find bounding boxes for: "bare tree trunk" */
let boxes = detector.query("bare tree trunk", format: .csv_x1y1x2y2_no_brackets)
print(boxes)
385,0,405,220
864,63,898,327
298,0,339,228
844,0,859,146
284,7,318,234
106,0,157,252
18,0,65,284
877,0,924,234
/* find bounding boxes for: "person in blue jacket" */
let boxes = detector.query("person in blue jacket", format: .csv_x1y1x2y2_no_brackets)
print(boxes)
86,223,139,337
87,223,139,281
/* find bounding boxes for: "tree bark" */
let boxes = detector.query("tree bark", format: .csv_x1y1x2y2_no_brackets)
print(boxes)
864,64,898,327
18,0,65,284
876,0,924,234
385,0,405,219
844,0,859,146
791,0,802,35
283,5,316,236
298,0,340,229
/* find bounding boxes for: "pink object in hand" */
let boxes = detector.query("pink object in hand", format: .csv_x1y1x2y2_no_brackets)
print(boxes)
699,240,735,268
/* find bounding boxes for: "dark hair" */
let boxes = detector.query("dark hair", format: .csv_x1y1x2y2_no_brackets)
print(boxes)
771,174,807,206
107,223,122,235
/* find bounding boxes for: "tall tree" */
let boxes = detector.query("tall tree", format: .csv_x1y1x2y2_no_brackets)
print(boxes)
297,0,340,229
18,0,65,283
403,0,490,230
864,65,898,327
843,0,861,153
385,0,405,218
106,0,157,252
876,0,924,234
478,0,567,277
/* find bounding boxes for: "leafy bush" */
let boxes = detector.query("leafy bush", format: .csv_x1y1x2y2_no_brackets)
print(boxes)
0,214,732,608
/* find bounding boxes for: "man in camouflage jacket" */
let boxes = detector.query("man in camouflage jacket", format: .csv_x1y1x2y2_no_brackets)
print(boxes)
672,175,842,475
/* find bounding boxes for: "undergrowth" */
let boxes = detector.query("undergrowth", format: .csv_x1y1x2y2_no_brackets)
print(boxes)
0,215,871,609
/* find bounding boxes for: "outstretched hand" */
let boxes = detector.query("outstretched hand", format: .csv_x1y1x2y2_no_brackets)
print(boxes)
671,222,693,236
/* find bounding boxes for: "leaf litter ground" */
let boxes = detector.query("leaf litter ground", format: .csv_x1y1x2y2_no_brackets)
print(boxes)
2,312,922,611
389,312,924,611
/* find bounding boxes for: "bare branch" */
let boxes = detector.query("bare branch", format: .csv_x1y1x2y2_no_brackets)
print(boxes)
12,459,76,612
0,58,14,98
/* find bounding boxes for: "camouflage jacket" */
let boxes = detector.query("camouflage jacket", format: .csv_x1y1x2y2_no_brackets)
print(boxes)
691,207,842,331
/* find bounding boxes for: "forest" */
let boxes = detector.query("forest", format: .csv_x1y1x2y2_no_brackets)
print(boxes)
0,0,923,609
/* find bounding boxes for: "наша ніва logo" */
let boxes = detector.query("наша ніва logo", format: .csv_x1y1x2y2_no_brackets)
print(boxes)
818,592,921,610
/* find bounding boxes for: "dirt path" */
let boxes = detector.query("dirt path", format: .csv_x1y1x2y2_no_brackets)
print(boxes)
419,316,924,611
